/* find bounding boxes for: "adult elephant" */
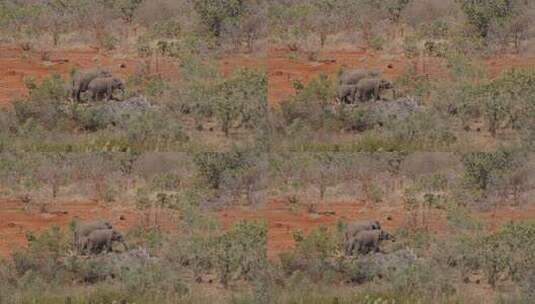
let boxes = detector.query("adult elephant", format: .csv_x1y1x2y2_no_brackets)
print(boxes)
71,68,112,102
355,78,393,102
85,229,127,255
74,220,113,254
343,220,381,255
347,229,394,255
338,69,380,86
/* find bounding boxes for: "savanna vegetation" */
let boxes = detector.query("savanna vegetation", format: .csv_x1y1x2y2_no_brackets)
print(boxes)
1,1,535,303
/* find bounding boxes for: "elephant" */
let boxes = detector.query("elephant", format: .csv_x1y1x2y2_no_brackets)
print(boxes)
63,83,73,101
85,229,127,255
87,77,125,102
71,68,112,102
74,220,113,253
338,69,381,86
355,78,394,102
343,220,381,254
347,229,394,255
336,84,358,104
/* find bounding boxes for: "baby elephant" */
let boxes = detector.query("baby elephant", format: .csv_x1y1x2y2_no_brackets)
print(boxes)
348,229,394,255
87,77,125,102
355,78,393,102
72,68,112,102
74,220,112,253
85,229,127,255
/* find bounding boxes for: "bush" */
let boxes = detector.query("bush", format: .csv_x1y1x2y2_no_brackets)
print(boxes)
98,33,118,51
193,149,252,190
215,220,267,287
213,68,267,136
279,74,333,130
369,34,385,50
459,221,535,288
11,226,70,281
13,74,68,130
456,0,528,41
279,225,337,282
461,148,523,198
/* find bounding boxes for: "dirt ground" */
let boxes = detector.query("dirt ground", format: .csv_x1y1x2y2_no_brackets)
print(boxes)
0,44,265,105
4,44,535,106
2,44,535,259
267,47,535,105
0,198,425,258
2,196,535,259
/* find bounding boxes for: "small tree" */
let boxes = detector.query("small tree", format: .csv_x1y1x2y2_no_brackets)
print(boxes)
193,0,245,46
215,220,267,288
461,149,524,201
213,68,267,137
114,0,143,24
456,0,529,43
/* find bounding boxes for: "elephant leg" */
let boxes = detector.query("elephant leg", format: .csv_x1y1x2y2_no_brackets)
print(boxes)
86,241,93,255
106,239,113,253
348,91,354,104
106,86,112,102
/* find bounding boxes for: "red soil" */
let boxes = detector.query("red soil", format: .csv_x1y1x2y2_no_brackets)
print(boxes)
0,45,146,104
267,47,535,105
3,197,534,259
0,44,263,105
0,198,140,256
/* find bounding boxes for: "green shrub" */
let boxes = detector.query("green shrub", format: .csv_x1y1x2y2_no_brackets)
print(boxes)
369,34,385,50
13,74,68,130
215,220,267,287
99,33,118,51
368,183,384,203
213,68,267,136
461,148,523,197
459,221,535,288
193,149,251,190
11,226,70,281
151,20,182,39
71,104,113,132
279,74,333,130
456,0,527,39
279,225,337,281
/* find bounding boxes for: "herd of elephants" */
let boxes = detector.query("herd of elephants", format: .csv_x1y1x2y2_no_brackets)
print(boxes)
74,219,392,256
67,67,394,105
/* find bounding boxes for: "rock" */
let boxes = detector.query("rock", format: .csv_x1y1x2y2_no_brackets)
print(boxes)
368,97,419,126
100,95,153,120
318,211,336,216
